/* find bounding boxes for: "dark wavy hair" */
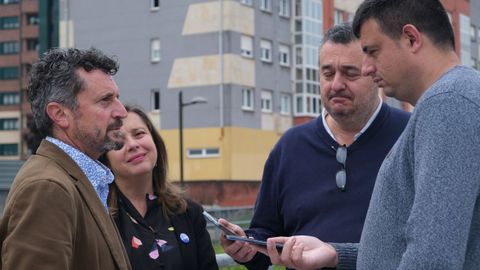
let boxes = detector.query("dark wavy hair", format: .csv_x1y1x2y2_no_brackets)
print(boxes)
321,23,357,46
28,47,118,138
100,105,187,218
352,0,455,50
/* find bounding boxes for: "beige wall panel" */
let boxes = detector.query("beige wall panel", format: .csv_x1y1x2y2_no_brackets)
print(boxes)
0,131,20,144
334,0,362,14
261,114,275,131
168,54,255,88
59,20,75,48
223,54,255,87
182,1,254,36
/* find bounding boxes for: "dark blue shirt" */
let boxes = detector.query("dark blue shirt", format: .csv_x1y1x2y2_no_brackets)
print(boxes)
244,103,410,269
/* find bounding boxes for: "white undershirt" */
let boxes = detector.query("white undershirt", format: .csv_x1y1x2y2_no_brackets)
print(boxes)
322,97,382,142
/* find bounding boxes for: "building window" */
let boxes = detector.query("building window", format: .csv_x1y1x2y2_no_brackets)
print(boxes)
279,44,290,66
460,13,471,65
295,94,321,115
279,0,290,17
334,9,344,25
26,13,39,25
26,38,39,51
260,0,272,12
261,90,273,113
0,118,19,130
280,93,291,115
241,35,253,58
0,41,19,55
151,38,161,63
241,88,254,110
151,89,160,110
151,0,160,10
0,67,19,80
240,0,253,6
187,148,220,158
1,0,19,4
0,92,20,105
471,25,476,41
0,144,18,156
260,39,272,62
0,16,19,29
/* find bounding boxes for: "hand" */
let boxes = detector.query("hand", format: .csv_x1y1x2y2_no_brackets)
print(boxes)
218,218,257,263
265,236,338,270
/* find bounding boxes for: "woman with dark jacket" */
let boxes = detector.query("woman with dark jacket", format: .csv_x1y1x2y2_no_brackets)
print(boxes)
101,105,218,270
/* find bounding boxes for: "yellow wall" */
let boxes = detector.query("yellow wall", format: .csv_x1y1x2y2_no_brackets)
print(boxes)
160,127,281,182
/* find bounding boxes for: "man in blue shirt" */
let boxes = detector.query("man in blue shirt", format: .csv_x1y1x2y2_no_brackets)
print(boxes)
0,48,131,270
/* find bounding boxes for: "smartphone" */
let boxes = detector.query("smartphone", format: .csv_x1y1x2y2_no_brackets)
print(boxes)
202,210,237,236
225,235,284,251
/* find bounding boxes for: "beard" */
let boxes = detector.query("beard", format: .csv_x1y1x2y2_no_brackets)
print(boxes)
102,129,125,152
73,118,125,157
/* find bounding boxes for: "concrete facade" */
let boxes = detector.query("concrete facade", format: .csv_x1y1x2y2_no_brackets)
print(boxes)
61,0,294,205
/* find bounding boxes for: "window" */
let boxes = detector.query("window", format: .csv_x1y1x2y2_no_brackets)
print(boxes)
279,0,290,17
242,88,254,110
460,13,471,65
241,35,253,58
280,93,291,115
0,144,18,156
151,38,161,62
151,0,160,10
279,44,290,66
334,9,343,25
26,38,39,51
261,90,273,113
0,41,19,54
187,148,220,158
260,0,272,12
1,0,19,4
0,16,19,29
26,14,39,25
260,40,272,62
0,118,19,130
471,25,476,41
0,67,19,80
240,0,253,6
0,92,20,105
151,89,160,110
295,94,321,115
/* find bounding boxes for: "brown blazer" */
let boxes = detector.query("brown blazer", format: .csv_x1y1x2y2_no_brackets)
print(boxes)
0,140,131,270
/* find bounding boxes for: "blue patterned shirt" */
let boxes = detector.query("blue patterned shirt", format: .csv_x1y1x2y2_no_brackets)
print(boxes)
46,136,114,211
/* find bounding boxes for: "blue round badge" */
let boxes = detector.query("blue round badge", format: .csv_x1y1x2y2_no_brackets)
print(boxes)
180,233,190,244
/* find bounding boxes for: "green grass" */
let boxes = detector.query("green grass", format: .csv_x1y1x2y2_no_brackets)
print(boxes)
214,243,285,270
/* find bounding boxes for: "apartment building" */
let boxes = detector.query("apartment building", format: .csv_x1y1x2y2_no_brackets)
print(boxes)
0,0,476,206
0,0,38,160
59,0,293,205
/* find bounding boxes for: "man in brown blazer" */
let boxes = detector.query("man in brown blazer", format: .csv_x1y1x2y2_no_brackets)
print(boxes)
0,48,132,270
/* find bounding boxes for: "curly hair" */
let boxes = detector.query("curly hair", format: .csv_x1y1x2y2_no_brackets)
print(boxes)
28,47,119,138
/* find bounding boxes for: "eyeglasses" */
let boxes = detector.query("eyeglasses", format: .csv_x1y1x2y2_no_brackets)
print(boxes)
335,145,347,191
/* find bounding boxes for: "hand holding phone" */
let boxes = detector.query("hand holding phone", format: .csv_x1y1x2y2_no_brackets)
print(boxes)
225,235,284,251
202,210,237,236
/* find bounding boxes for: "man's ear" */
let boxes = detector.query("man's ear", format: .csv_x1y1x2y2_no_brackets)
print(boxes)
46,102,70,129
402,24,422,53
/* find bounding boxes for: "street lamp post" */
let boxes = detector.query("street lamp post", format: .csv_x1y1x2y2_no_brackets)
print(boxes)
179,91,207,187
